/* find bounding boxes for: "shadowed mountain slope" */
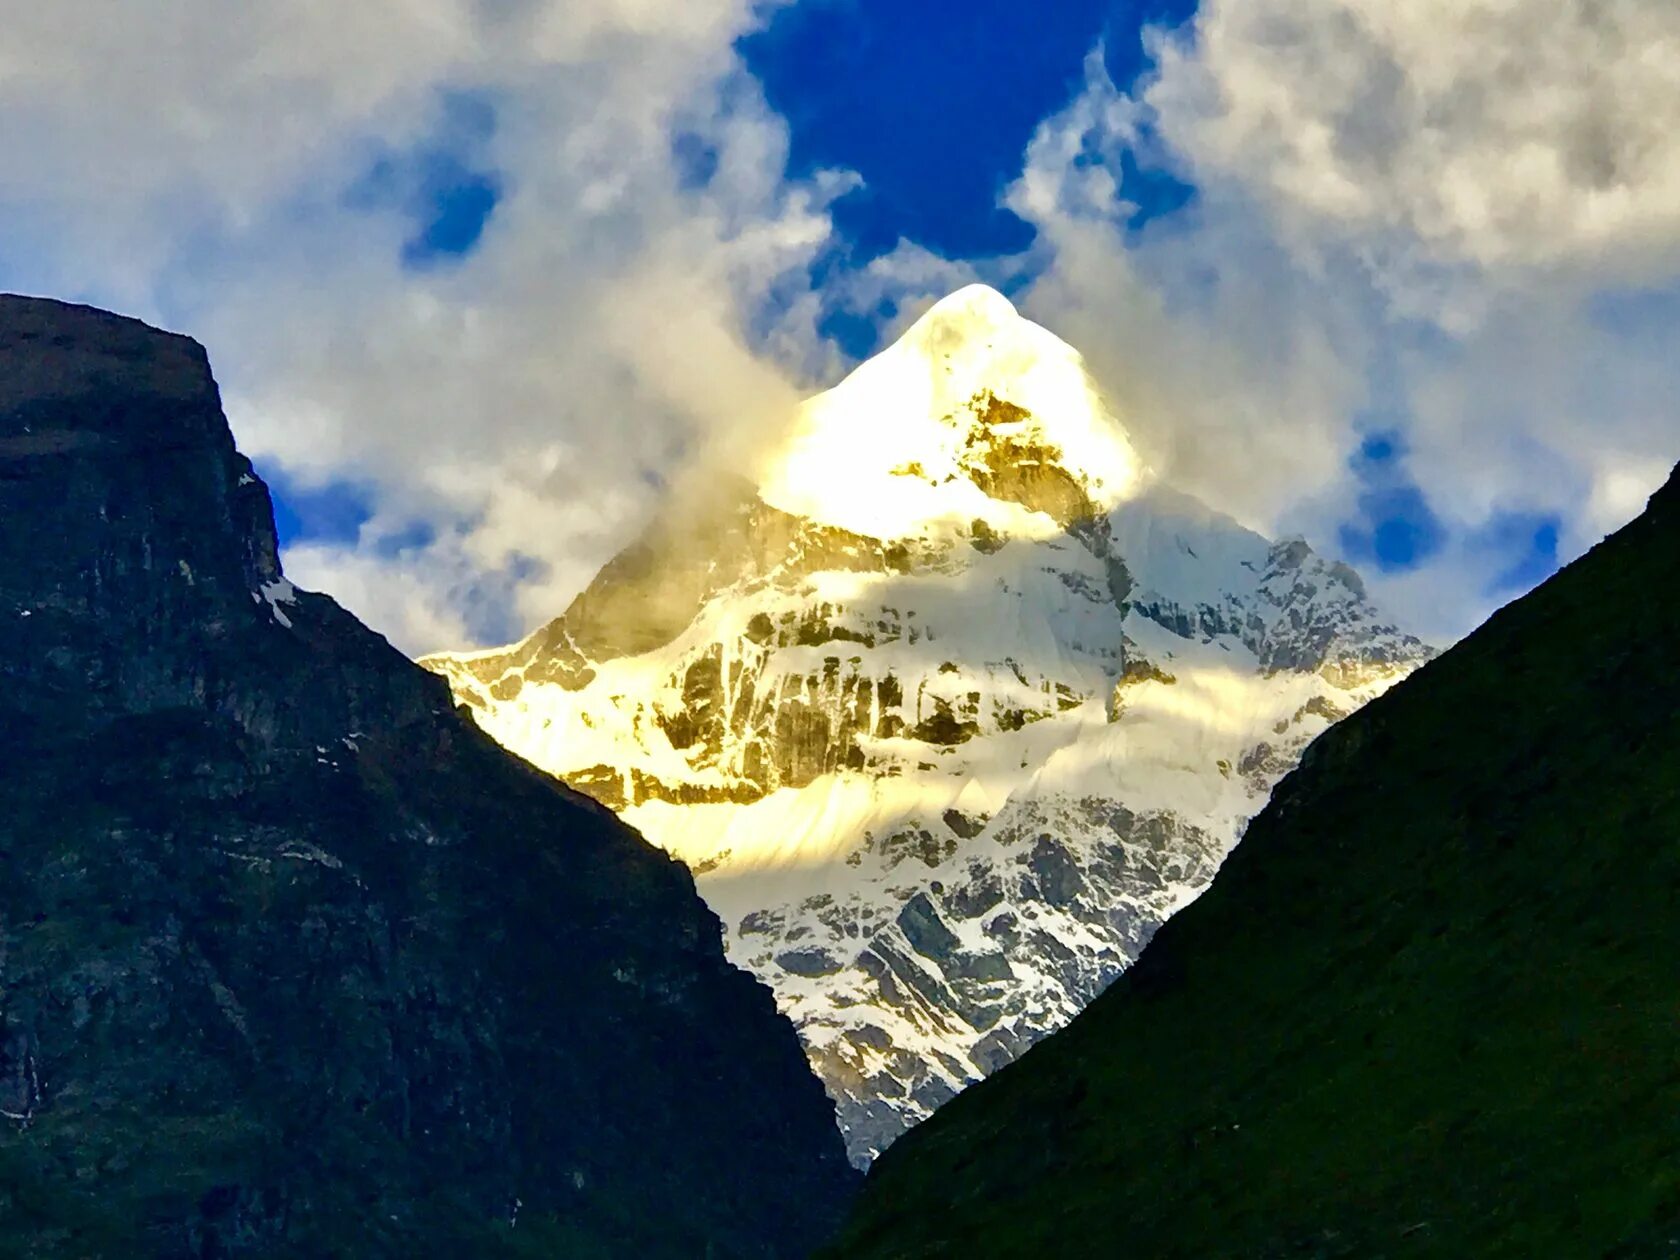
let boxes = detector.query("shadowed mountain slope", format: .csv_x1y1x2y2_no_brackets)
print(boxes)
834,462,1680,1257
0,297,856,1257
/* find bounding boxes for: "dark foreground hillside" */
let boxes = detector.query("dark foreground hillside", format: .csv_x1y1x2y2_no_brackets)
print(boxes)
837,463,1680,1259
0,296,856,1257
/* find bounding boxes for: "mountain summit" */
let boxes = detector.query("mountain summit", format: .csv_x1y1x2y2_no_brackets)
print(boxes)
424,288,1432,1164
755,284,1143,540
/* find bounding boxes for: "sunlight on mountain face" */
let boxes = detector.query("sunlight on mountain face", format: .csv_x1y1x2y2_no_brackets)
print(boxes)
610,654,1384,887
757,285,1147,541
421,285,1430,1165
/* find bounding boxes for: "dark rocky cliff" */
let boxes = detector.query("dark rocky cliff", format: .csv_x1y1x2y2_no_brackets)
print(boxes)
0,296,856,1257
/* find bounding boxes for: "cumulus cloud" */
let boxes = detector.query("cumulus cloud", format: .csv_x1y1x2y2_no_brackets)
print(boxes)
1149,0,1680,282
283,538,480,656
0,3,470,299
1003,50,1369,539
1000,6,1680,638
0,0,842,652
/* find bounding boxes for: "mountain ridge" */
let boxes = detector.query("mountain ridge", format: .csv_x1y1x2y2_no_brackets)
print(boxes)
0,294,857,1256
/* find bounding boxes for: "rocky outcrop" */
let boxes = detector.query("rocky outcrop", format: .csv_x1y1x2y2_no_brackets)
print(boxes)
0,297,856,1256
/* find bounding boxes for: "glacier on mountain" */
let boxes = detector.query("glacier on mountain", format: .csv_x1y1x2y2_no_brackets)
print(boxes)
422,286,1432,1164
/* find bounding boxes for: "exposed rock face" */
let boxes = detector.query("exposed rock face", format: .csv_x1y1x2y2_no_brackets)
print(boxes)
424,286,1434,1165
0,297,856,1256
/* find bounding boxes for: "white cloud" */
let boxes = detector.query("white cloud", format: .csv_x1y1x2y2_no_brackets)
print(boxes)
1000,11,1680,640
0,2,469,298
0,0,850,655
1004,51,1369,538
1148,0,1680,282
283,539,478,657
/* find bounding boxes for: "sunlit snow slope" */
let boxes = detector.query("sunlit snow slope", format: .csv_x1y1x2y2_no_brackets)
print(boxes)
422,286,1432,1165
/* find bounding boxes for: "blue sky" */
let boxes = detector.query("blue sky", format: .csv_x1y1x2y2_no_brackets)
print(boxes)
741,0,1195,260
738,0,1197,360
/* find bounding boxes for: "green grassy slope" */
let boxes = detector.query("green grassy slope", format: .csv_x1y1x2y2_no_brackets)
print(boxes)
835,464,1680,1259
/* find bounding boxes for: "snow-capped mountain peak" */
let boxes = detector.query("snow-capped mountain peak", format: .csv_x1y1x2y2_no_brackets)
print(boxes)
756,284,1146,541
422,286,1432,1166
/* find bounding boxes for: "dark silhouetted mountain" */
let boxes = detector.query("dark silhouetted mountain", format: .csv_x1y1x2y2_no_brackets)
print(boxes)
0,296,857,1257
834,460,1680,1257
